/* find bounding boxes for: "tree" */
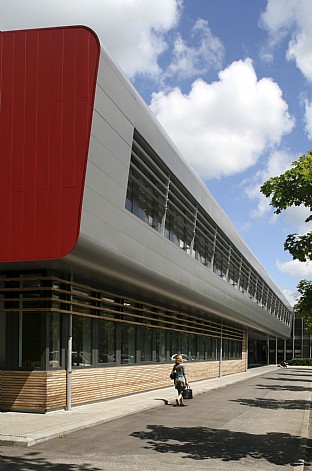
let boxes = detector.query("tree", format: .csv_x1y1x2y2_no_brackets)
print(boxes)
294,280,312,331
260,150,312,329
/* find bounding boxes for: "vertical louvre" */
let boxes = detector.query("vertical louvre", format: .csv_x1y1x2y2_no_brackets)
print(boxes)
125,130,292,326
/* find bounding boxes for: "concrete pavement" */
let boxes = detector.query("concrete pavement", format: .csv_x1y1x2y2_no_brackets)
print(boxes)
0,365,311,470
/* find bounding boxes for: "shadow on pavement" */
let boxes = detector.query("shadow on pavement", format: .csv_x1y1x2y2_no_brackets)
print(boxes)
131,425,304,467
279,372,312,377
265,376,312,383
256,383,311,392
231,397,310,409
0,452,101,471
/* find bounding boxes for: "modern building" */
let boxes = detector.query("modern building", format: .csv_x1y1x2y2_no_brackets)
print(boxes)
0,26,293,413
287,316,312,360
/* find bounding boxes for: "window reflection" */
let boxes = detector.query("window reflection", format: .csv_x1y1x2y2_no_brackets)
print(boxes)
72,316,92,366
121,324,136,364
98,320,116,364
141,326,153,362
49,312,60,368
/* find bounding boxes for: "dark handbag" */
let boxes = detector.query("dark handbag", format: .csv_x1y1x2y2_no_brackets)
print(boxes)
170,372,176,380
182,385,193,399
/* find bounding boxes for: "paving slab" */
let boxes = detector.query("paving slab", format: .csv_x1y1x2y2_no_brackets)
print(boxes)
0,364,310,471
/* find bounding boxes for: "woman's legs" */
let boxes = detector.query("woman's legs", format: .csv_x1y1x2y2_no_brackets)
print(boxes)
177,385,185,405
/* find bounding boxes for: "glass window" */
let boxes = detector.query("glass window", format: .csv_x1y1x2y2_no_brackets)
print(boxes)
0,308,5,368
213,237,230,279
222,339,229,360
237,341,243,359
228,250,240,287
165,202,194,251
125,179,134,212
121,324,136,364
189,334,198,360
98,320,116,364
156,329,167,363
170,331,180,359
198,336,205,360
248,270,257,299
194,231,212,266
181,332,189,357
239,262,249,293
207,337,219,360
72,316,92,366
127,171,166,233
21,312,42,369
49,312,61,368
140,326,153,362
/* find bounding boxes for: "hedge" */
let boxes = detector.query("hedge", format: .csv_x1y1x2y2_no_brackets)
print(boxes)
291,358,312,366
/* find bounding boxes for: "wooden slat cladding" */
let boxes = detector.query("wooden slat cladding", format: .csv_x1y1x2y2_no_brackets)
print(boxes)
0,358,246,412
0,275,244,341
69,359,246,406
222,360,246,376
0,370,48,413
46,370,67,411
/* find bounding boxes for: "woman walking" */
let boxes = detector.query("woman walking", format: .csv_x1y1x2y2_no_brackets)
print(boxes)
171,354,188,406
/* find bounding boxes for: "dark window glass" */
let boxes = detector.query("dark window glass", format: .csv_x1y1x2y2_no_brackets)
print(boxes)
72,316,92,366
49,312,61,368
223,339,229,359
121,324,136,364
98,320,116,364
141,326,153,362
170,331,180,358
189,334,198,360
21,312,42,369
198,336,205,360
156,329,167,363
0,311,5,368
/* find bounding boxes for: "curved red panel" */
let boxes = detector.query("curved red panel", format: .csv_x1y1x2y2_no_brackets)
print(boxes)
0,26,100,262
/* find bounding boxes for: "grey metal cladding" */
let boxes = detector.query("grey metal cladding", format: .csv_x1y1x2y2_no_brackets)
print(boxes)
66,41,292,339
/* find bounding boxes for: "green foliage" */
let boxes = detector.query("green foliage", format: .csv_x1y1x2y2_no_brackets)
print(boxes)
261,151,312,262
260,150,312,326
284,233,312,262
291,358,312,366
294,280,312,332
260,151,312,219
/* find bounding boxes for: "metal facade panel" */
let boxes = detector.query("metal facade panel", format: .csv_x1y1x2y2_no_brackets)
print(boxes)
93,83,133,146
0,26,291,338
97,53,137,125
66,234,291,338
87,136,130,188
93,42,287,309
90,110,132,169
0,26,100,262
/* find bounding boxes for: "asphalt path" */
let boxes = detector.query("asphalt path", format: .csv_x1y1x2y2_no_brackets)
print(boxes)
0,368,311,470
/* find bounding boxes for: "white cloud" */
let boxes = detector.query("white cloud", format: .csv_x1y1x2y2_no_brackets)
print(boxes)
166,18,224,79
244,150,296,219
284,206,312,231
281,288,297,306
150,59,294,179
303,98,312,140
260,0,312,82
277,259,312,278
0,0,182,79
245,150,312,231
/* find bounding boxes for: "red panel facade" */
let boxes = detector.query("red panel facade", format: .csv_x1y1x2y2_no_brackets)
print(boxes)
0,26,100,262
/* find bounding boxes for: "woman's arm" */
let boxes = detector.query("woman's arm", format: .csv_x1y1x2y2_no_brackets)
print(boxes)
183,365,188,384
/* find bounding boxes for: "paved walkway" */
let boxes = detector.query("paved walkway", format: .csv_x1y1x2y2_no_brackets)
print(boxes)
0,366,310,451
0,365,311,470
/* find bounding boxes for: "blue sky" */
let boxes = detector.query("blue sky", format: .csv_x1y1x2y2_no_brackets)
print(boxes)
1,0,312,305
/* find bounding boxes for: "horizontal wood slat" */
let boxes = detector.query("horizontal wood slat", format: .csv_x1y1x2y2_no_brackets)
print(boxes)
0,275,244,341
0,325,247,414
0,357,246,412
0,370,48,412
